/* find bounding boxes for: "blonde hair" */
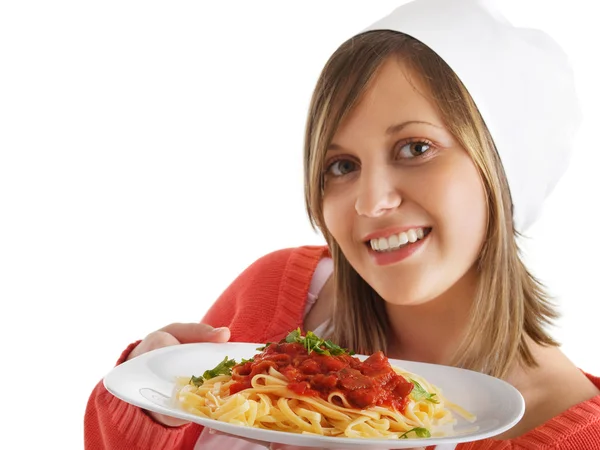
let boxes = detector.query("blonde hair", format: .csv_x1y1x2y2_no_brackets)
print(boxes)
304,30,558,379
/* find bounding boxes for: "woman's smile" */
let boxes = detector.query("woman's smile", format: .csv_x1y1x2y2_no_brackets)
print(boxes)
363,226,432,266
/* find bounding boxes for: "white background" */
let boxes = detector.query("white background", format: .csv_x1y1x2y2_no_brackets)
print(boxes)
1,1,598,448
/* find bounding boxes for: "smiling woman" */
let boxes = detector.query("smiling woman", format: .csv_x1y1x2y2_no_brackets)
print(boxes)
83,0,600,449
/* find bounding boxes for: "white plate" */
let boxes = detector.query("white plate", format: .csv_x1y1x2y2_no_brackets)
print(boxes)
104,343,524,449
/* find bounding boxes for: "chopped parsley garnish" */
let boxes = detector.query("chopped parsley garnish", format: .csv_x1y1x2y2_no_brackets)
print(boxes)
283,328,355,356
399,427,431,439
190,375,204,387
190,356,237,387
191,329,354,387
256,342,272,351
410,379,439,404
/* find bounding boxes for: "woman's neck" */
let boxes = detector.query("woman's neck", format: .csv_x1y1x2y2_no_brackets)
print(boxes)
384,266,478,366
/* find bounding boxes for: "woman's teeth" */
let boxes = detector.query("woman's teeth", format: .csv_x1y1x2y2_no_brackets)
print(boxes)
369,228,428,252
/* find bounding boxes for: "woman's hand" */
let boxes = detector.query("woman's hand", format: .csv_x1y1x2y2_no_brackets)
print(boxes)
126,322,230,427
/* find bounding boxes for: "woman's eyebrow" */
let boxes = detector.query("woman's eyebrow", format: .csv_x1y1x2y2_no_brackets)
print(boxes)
385,120,441,135
328,120,442,151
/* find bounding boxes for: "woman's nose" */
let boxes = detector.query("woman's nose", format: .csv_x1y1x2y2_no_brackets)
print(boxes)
354,167,402,217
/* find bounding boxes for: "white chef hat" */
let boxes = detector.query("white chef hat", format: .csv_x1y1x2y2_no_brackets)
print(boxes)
360,0,581,232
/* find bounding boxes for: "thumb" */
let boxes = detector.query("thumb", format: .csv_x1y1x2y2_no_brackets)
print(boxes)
159,322,231,344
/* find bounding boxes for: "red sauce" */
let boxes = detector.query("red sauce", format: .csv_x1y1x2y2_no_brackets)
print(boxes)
230,342,413,412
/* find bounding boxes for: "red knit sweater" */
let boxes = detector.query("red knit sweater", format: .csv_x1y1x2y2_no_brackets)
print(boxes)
84,246,600,449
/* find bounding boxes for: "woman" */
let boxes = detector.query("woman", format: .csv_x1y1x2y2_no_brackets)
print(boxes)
85,0,600,448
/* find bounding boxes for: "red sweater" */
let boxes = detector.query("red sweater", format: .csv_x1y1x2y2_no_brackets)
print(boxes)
85,246,600,449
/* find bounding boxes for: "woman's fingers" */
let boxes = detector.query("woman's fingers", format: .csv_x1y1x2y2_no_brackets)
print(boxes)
122,323,230,427
127,324,230,361
159,322,231,344
148,412,191,428
126,330,181,361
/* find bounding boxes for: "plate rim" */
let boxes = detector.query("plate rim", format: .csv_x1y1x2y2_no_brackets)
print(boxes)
103,342,525,448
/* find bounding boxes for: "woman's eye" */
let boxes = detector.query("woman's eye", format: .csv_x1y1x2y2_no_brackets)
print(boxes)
397,141,431,158
327,159,357,176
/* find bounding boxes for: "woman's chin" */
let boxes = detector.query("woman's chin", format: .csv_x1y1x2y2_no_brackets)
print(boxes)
365,274,435,307
375,287,435,308
383,296,434,308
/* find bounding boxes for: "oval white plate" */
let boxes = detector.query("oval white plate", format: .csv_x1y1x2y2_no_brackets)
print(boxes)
104,342,524,449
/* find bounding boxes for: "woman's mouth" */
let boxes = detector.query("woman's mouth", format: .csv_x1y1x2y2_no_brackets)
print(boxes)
367,227,432,253
363,227,432,266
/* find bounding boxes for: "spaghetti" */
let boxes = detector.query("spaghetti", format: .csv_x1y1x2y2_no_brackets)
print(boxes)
173,329,475,440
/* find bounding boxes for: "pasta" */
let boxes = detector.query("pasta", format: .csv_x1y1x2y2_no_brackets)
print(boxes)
173,329,475,440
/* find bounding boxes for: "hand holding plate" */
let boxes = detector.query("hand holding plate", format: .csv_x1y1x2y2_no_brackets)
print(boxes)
126,322,230,426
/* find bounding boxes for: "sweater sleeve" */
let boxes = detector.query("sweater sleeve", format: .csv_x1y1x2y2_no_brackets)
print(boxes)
455,375,600,449
84,342,203,450
512,394,600,449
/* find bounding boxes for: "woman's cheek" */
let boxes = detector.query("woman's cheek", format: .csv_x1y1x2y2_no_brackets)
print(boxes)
436,164,487,258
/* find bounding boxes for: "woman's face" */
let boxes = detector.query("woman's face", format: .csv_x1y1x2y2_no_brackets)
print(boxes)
322,57,487,306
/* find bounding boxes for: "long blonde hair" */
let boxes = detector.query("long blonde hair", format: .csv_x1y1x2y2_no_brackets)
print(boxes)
304,30,558,379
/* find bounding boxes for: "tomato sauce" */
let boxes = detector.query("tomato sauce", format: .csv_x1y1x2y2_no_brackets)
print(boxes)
230,342,413,412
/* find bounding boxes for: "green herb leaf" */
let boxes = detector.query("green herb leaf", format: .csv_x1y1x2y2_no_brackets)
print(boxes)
241,357,254,364
322,338,354,356
190,375,204,387
410,379,439,404
201,356,237,380
286,328,301,343
399,427,431,439
256,342,273,351
190,356,237,387
282,329,354,356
